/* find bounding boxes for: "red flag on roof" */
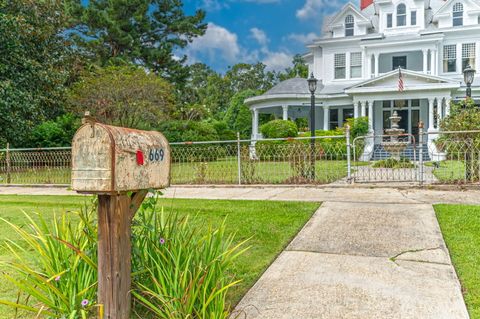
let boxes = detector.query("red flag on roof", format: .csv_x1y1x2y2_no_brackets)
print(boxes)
361,0,373,10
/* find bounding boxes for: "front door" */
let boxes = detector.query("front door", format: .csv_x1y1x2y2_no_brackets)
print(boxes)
392,56,407,70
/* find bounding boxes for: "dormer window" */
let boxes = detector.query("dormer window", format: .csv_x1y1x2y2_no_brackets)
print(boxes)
397,4,406,26
345,15,354,36
453,3,463,26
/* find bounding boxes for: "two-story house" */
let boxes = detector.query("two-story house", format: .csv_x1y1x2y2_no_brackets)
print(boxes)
246,0,480,154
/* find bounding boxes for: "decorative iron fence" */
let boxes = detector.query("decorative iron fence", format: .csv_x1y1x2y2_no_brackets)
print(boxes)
1,129,480,186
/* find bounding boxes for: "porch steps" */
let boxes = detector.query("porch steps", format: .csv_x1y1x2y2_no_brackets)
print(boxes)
371,144,431,161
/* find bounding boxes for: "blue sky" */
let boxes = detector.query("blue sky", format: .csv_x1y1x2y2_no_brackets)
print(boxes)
182,0,349,73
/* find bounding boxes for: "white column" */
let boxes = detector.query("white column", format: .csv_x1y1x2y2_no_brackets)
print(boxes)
252,107,259,139
428,98,435,131
429,50,435,75
374,53,379,77
445,96,451,116
323,105,329,131
422,49,428,74
353,101,359,118
368,100,374,132
360,101,367,117
282,105,288,120
432,49,437,75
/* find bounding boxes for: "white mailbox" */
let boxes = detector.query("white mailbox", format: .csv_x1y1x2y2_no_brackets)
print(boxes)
72,119,170,193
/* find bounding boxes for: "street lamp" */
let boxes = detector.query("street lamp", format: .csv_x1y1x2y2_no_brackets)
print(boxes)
307,73,318,180
463,64,476,98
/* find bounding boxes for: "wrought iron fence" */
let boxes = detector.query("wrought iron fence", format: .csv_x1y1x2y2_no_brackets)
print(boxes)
2,129,480,186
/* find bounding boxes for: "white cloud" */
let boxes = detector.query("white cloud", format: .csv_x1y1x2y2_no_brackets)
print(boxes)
187,23,240,64
286,32,319,44
296,0,346,20
250,27,269,47
262,51,292,71
201,0,280,11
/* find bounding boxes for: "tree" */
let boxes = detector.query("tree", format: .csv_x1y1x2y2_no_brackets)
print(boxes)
68,0,207,84
0,0,75,146
225,63,276,94
68,66,175,129
439,98,480,181
277,54,309,81
224,90,259,138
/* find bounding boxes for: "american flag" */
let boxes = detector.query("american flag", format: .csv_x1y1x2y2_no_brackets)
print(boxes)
398,67,404,92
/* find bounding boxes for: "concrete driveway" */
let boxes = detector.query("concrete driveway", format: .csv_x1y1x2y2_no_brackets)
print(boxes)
232,197,470,318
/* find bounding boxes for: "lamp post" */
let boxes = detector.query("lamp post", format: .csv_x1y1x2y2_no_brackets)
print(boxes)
463,64,476,99
307,73,318,181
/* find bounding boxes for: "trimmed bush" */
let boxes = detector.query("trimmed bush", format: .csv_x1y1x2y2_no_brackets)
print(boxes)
260,120,298,138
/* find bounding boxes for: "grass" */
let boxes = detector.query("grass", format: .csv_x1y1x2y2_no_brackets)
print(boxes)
425,161,466,182
435,204,480,318
0,195,319,318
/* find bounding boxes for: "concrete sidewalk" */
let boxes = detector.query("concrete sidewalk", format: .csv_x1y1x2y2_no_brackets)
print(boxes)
233,201,469,319
2,185,480,205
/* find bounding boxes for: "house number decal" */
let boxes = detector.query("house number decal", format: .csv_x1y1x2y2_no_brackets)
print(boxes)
148,148,165,162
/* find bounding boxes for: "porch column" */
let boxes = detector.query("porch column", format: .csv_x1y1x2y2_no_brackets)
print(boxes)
252,107,259,139
367,100,374,133
445,96,451,116
422,49,428,74
367,54,372,78
428,98,435,131
374,53,379,77
282,105,289,120
430,50,437,76
360,101,366,117
353,101,359,118
323,105,329,131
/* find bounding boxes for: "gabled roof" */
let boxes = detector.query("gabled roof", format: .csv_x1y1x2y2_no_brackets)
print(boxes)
432,0,480,21
327,2,371,28
345,69,460,94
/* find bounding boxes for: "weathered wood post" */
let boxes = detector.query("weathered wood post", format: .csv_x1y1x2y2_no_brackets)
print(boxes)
71,114,170,319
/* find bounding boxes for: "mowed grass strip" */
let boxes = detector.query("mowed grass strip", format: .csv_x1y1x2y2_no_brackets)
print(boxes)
435,204,480,319
0,195,319,318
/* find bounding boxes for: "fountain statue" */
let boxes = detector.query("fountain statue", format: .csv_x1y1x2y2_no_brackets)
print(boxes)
382,110,408,160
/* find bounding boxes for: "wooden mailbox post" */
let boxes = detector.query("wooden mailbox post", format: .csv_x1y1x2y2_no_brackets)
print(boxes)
71,116,170,319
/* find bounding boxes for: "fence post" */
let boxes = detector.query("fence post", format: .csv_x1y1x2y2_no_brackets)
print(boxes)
346,125,352,183
236,132,242,185
6,143,11,184
418,121,424,186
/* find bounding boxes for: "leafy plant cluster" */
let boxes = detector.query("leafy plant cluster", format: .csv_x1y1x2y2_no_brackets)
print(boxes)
260,120,298,139
0,194,247,318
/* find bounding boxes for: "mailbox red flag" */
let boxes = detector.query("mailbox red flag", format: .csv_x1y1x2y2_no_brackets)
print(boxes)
136,150,144,165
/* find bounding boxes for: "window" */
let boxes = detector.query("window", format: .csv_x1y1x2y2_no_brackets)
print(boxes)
443,44,457,72
462,43,476,71
397,4,406,26
392,56,407,70
334,53,346,79
411,10,417,25
329,109,339,130
453,3,463,26
350,52,362,78
343,108,354,121
345,15,354,37
387,13,393,28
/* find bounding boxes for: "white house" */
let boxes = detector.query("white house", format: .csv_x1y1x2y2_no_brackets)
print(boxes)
246,0,480,153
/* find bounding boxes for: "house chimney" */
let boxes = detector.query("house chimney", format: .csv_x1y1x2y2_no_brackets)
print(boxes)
361,0,373,10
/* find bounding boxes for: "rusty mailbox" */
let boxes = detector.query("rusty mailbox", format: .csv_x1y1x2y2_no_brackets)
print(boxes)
72,119,170,193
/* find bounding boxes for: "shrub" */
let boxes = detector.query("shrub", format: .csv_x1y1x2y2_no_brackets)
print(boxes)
372,158,415,169
260,120,298,139
0,193,248,319
28,113,81,147
158,120,219,143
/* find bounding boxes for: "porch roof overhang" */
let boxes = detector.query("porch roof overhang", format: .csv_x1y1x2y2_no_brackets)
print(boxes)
345,69,460,95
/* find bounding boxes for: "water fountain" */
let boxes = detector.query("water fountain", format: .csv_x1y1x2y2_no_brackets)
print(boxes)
382,110,408,160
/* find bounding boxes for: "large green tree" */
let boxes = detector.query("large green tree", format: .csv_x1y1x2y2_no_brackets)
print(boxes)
225,63,276,94
68,66,175,129
0,0,74,146
68,0,207,84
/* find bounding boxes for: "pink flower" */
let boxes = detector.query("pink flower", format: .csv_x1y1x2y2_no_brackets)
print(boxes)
159,238,166,245
81,299,89,307
54,276,61,282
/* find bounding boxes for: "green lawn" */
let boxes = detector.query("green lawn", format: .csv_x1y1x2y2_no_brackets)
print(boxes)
435,204,480,318
425,161,466,183
0,195,319,318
